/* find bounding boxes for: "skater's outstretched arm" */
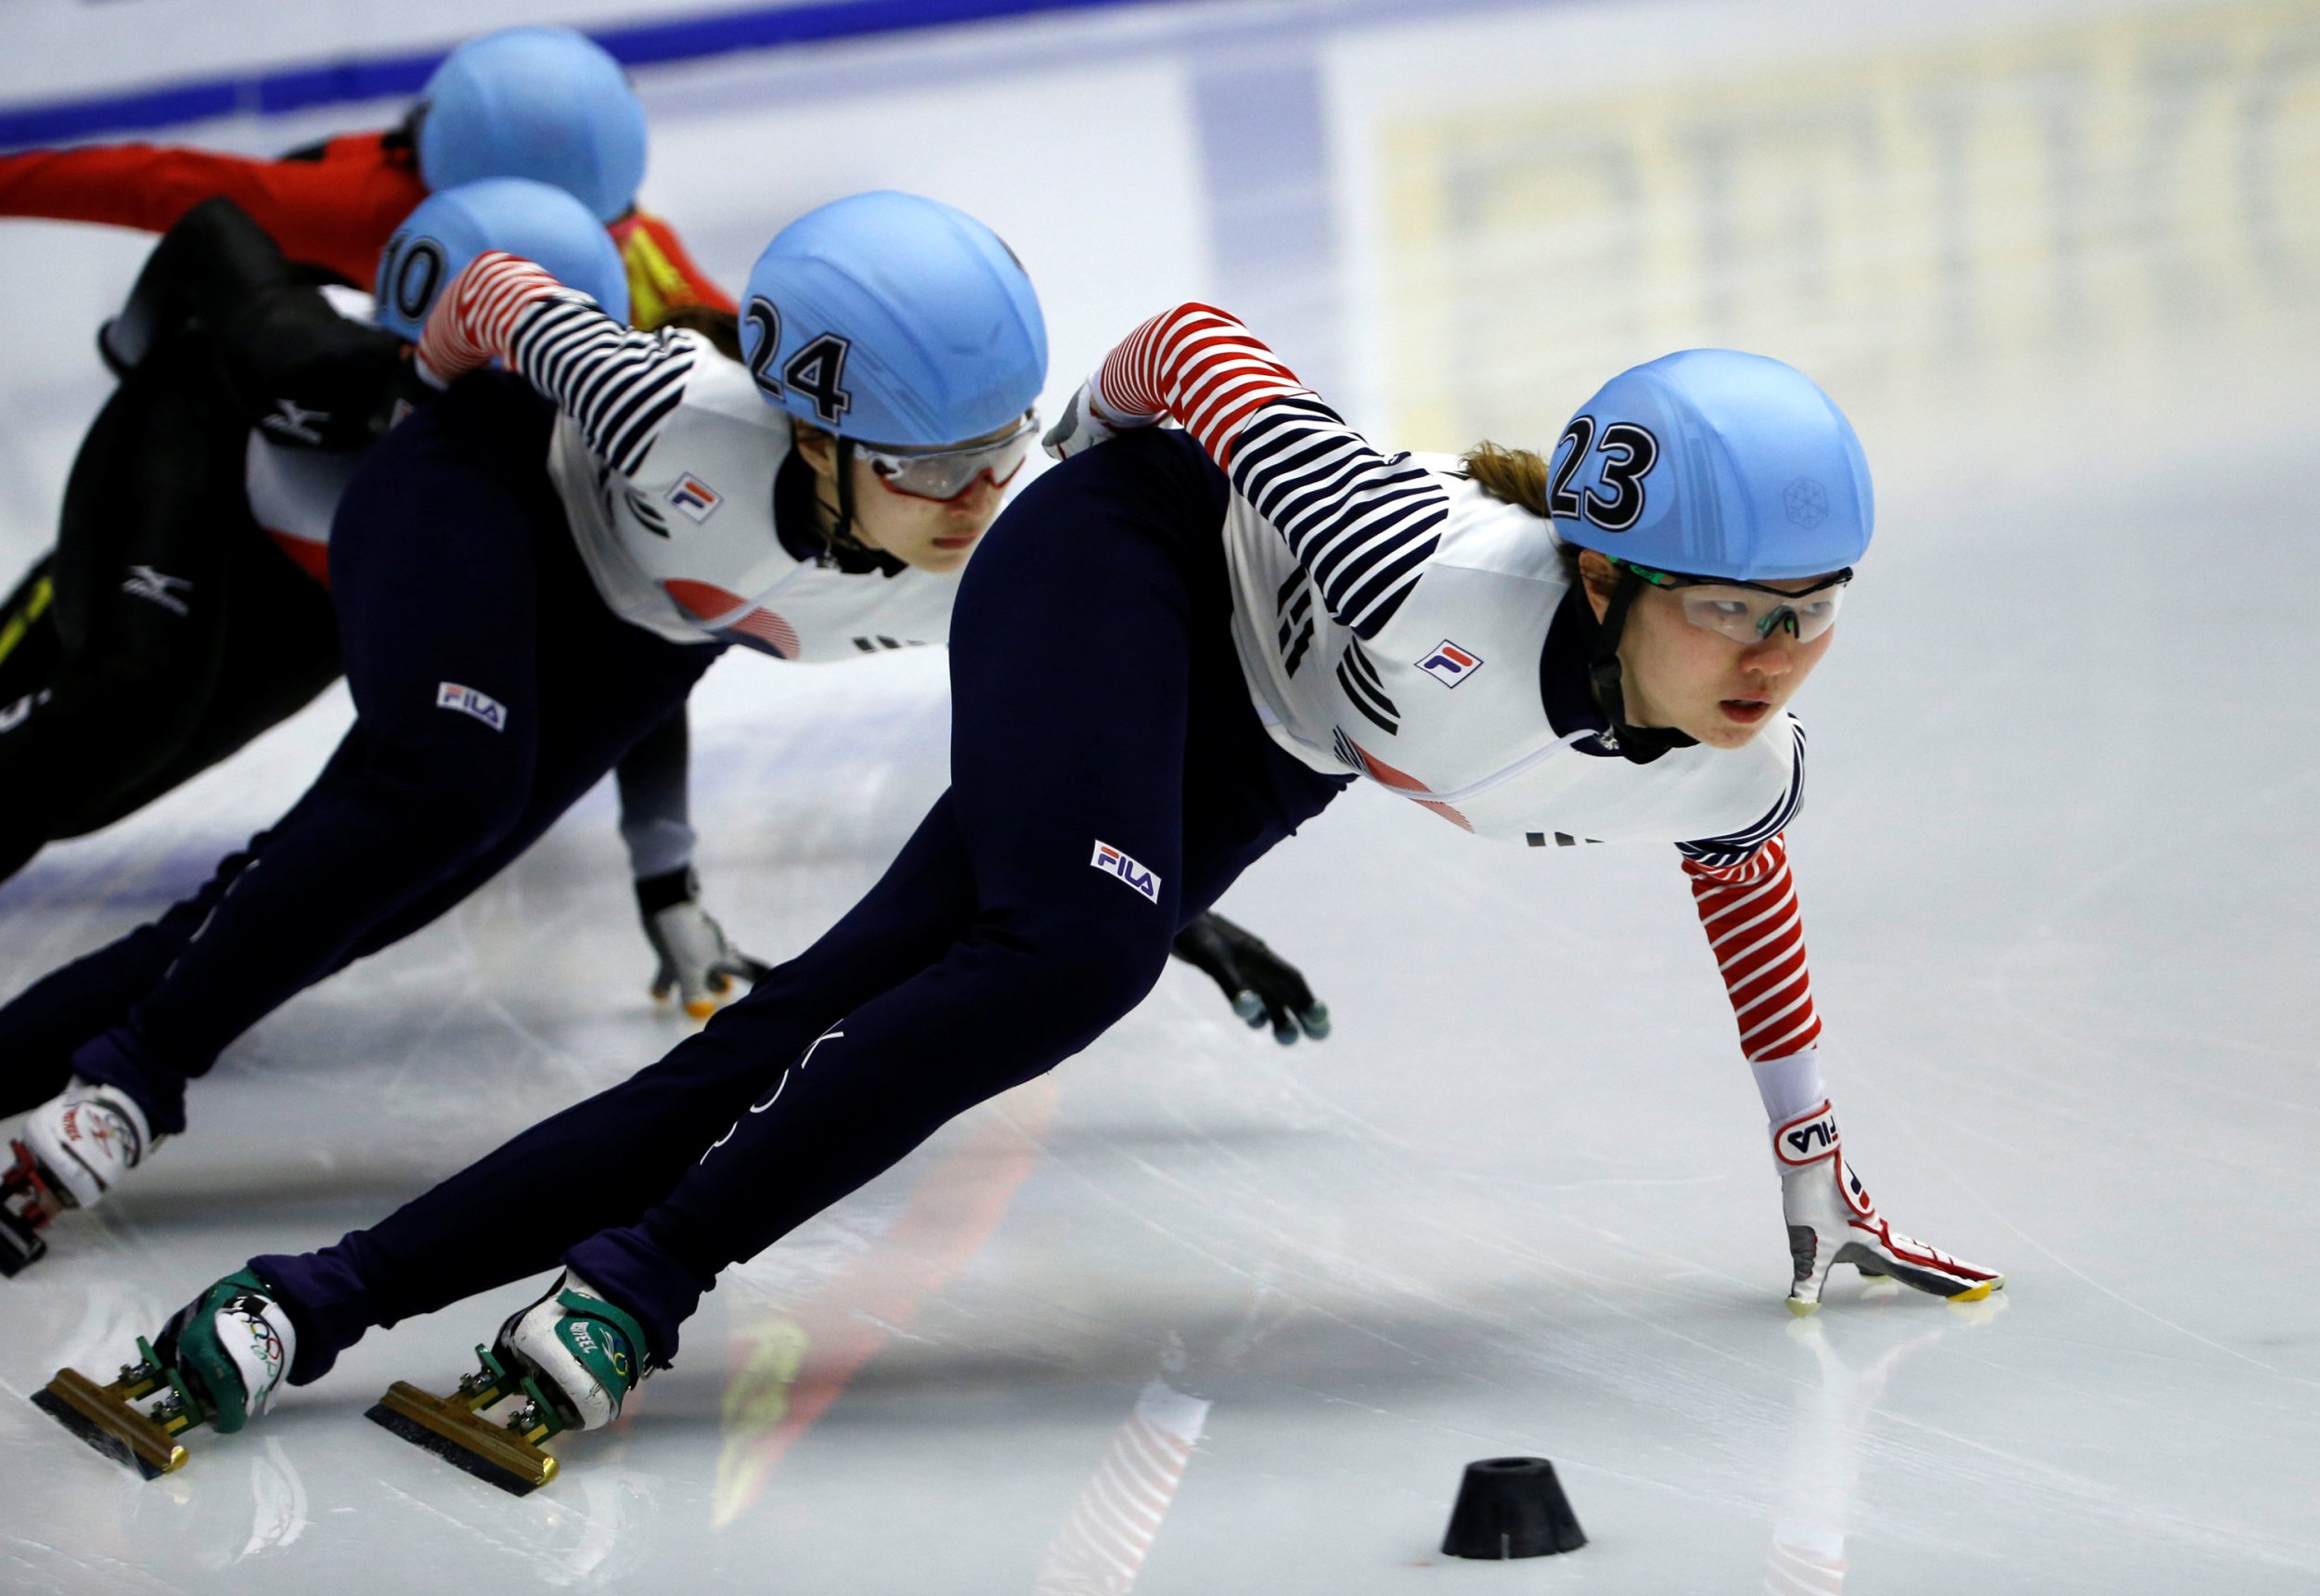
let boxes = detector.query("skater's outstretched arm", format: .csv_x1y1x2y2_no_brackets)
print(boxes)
416,249,698,474
1680,828,2001,1311
614,703,773,1020
0,135,423,286
1045,302,1449,639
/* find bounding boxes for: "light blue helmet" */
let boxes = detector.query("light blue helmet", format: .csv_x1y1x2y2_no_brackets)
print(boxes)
373,176,629,341
737,190,1048,447
1549,349,1873,581
416,27,648,224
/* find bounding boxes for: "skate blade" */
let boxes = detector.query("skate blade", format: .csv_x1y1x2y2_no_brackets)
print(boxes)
367,1381,557,1497
31,1369,187,1479
1,1143,57,1277
0,1209,46,1277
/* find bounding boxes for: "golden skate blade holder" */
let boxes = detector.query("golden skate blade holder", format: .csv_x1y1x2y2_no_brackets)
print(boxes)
367,1380,559,1496
32,1366,191,1479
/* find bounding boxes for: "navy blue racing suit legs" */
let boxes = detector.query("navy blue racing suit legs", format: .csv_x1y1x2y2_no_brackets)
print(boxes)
68,373,720,1128
256,428,1347,1381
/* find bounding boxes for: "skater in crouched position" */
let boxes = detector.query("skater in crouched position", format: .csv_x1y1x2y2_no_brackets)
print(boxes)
0,181,775,1081
0,24,761,1012
2,199,1323,1282
0,176,765,1098
50,301,2000,1491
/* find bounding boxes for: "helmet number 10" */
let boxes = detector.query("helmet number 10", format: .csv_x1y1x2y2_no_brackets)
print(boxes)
744,296,856,428
1548,415,1659,533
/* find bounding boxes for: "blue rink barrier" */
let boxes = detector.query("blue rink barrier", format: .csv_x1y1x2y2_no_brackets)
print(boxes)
0,0,1187,149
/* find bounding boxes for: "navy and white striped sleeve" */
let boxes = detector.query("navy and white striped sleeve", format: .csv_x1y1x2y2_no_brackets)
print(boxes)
1092,302,1446,639
1229,397,1448,639
1676,724,1808,869
417,251,695,478
506,298,694,477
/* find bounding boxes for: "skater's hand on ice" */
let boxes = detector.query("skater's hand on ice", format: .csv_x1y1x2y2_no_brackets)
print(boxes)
1041,378,1152,461
638,869,772,1021
1171,912,1331,1045
1773,1101,2004,1315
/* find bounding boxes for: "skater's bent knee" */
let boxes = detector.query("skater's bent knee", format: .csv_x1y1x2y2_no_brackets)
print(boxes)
366,757,533,864
998,922,1174,1038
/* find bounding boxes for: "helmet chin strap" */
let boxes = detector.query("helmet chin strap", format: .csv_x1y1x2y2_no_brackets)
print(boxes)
831,437,860,551
1586,566,1698,765
819,436,880,562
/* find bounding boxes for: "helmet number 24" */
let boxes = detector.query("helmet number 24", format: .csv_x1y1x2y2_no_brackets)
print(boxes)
1548,415,1659,532
743,296,855,427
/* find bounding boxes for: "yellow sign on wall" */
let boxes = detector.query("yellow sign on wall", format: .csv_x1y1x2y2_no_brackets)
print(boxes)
1383,3,2320,451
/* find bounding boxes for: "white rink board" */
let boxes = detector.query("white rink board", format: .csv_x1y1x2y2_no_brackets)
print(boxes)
1,1,2316,1591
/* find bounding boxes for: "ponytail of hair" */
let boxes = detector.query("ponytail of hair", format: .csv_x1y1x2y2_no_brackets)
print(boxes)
1462,441,1584,584
1460,441,1550,517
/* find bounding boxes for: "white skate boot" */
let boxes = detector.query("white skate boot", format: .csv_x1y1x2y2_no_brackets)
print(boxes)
367,1271,652,1496
1774,1100,2004,1315
2,1077,158,1273
497,1272,650,1432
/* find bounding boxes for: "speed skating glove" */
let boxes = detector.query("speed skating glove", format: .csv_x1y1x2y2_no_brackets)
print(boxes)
1170,912,1331,1045
1040,378,1153,461
637,868,771,1021
1773,1100,2004,1315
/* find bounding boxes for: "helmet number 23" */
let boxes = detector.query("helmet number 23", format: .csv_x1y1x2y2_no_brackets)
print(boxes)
1547,415,1659,532
744,296,855,427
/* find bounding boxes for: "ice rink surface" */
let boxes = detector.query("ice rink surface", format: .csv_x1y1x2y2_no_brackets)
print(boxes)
3,0,2318,1589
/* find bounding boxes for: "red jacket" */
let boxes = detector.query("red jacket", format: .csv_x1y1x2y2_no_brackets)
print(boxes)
0,132,734,323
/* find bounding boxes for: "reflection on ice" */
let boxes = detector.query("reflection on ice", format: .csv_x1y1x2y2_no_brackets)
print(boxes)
236,1438,310,1564
535,1463,659,1589
137,1434,307,1571
1033,1376,1210,1596
712,1078,1058,1525
1764,1294,2008,1592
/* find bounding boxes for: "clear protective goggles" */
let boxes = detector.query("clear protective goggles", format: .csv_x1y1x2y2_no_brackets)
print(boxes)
1619,560,1853,644
857,411,1039,504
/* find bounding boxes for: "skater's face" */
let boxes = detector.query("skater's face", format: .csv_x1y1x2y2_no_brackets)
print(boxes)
1579,550,1837,750
793,419,1022,575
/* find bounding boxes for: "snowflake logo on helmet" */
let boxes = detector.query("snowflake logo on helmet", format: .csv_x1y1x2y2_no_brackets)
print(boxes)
1784,476,1830,530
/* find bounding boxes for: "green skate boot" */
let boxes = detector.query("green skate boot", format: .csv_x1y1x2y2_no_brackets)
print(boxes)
368,1272,649,1496
32,1267,296,1477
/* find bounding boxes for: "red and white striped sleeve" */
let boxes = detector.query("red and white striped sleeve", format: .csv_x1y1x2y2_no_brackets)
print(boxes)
1682,832,1823,1062
1091,302,1313,464
413,251,565,384
1090,302,1447,639
415,251,697,477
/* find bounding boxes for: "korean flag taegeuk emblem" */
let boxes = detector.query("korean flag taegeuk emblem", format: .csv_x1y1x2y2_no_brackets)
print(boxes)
667,473,723,523
1417,639,1483,688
